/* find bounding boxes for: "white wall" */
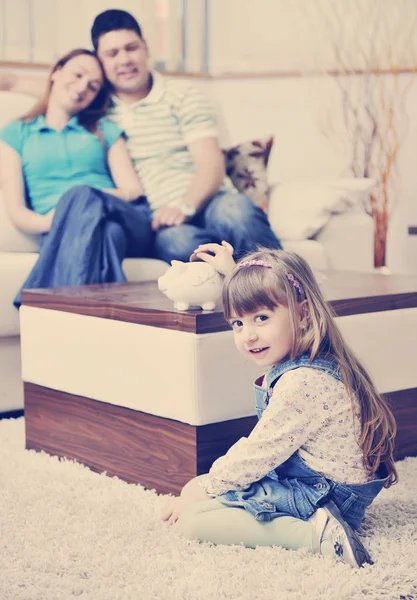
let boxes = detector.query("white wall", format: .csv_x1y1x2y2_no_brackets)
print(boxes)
208,0,417,74
2,0,417,74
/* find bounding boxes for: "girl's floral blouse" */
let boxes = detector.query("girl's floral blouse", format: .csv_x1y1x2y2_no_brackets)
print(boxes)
200,367,369,497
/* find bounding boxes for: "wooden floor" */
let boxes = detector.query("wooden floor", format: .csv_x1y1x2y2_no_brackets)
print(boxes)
24,383,417,495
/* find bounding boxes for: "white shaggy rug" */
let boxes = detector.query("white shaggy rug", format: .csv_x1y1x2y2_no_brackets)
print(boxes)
1,418,416,600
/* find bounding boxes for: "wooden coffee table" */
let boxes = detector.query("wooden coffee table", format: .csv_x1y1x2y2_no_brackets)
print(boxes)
20,271,417,495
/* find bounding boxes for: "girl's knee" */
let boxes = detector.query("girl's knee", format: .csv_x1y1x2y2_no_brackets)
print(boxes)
181,475,207,498
177,504,206,541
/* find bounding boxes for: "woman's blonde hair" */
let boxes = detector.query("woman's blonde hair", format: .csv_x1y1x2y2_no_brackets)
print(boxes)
223,248,398,487
20,48,109,134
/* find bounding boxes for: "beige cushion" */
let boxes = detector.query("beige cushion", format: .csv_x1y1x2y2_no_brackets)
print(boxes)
0,191,41,252
0,91,37,129
0,252,38,336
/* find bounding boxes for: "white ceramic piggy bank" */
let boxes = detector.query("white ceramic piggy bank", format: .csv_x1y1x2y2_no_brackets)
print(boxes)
158,260,223,311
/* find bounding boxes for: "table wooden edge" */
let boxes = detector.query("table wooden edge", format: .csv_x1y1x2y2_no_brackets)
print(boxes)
21,284,417,334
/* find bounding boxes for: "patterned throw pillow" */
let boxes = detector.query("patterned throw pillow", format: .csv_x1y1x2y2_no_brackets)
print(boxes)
223,136,274,212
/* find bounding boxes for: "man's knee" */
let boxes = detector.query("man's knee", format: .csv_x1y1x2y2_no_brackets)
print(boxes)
154,226,207,262
208,192,257,225
177,503,207,541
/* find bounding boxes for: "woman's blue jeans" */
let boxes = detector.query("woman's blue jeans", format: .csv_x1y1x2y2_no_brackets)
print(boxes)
14,186,153,307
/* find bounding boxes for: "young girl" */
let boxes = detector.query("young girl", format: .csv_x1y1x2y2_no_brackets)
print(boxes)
162,242,398,569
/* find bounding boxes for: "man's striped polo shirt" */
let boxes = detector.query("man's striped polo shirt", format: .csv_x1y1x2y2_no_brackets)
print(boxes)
107,71,231,211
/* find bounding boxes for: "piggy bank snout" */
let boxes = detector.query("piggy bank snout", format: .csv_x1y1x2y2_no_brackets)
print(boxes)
158,276,167,292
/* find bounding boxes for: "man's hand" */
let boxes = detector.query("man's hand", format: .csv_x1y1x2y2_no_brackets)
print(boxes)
152,206,188,231
190,241,236,276
0,72,45,97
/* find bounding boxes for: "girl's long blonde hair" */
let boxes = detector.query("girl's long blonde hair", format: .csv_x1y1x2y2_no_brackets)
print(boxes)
20,48,109,134
223,249,398,487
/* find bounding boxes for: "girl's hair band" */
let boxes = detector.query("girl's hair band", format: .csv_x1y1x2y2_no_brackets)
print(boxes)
285,271,305,297
236,260,305,297
237,260,272,269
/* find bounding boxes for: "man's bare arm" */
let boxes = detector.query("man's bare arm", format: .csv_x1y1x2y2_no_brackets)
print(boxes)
182,136,226,211
151,136,226,231
0,71,46,98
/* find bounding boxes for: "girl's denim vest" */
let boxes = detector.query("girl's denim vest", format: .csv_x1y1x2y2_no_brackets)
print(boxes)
218,355,389,530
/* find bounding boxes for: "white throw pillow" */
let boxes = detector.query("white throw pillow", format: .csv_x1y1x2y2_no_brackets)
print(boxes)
267,178,376,241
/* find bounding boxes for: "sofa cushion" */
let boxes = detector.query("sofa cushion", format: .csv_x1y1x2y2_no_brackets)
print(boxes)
122,258,169,281
0,91,37,129
0,190,41,252
282,239,328,271
0,252,38,336
223,136,273,211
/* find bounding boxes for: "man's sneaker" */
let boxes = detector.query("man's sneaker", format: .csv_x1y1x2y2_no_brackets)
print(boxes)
310,500,372,568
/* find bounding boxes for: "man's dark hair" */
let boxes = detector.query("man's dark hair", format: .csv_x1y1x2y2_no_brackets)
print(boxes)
91,9,142,50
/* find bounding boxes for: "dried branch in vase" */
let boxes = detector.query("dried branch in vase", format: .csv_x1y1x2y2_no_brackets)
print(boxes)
304,0,417,267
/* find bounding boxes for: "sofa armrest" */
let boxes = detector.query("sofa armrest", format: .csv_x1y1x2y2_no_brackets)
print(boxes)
0,191,40,252
315,211,374,272
0,252,38,336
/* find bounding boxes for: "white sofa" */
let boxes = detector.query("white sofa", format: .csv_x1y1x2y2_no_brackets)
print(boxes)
0,91,375,414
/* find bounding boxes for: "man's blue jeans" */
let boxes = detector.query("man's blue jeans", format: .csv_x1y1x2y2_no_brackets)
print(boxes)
153,191,281,263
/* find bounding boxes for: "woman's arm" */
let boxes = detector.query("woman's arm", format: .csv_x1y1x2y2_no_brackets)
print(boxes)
0,142,54,234
102,137,145,202
0,72,46,97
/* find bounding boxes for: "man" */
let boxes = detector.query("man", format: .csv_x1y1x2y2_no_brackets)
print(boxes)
1,9,281,263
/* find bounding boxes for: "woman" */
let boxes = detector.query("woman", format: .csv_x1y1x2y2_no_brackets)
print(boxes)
0,49,153,306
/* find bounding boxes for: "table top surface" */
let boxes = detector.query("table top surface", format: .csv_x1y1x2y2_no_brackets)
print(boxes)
21,270,417,334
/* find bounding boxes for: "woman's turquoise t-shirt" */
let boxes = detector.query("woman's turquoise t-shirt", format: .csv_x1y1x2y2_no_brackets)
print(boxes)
0,116,123,214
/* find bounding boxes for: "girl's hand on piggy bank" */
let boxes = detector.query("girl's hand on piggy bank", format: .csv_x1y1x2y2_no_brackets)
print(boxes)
190,240,236,276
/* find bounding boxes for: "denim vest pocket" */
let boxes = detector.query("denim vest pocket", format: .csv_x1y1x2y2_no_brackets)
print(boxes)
329,482,375,530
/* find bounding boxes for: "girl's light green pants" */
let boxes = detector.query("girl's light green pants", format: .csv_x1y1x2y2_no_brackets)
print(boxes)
177,476,319,552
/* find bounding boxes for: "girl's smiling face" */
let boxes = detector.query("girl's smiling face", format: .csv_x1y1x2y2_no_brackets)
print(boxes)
229,304,294,368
